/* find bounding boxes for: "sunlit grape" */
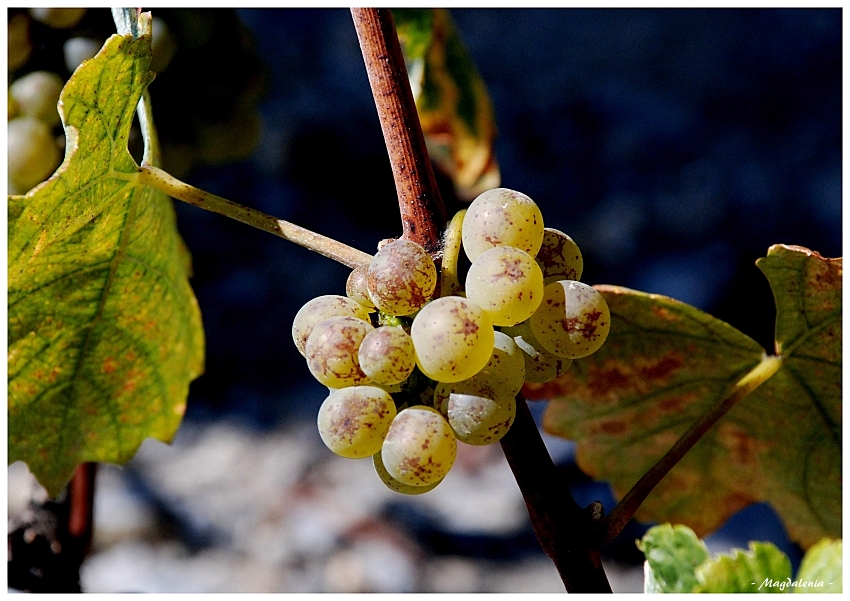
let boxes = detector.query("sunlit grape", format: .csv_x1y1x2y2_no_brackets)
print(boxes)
536,228,583,284
345,265,376,310
530,280,611,358
502,321,572,384
382,406,457,486
367,238,437,316
373,450,441,495
410,296,494,383
465,246,544,326
292,294,372,357
358,326,416,385
305,316,374,387
461,188,544,262
317,386,396,459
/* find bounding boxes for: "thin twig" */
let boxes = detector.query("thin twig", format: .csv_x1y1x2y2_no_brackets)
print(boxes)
351,7,448,254
139,165,373,269
598,354,783,544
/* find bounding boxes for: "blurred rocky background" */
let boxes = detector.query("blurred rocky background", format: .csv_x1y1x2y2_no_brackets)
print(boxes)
8,8,841,593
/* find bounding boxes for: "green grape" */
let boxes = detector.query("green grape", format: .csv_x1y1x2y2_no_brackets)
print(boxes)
536,227,583,284
478,331,526,396
372,450,441,495
150,16,177,73
410,296,494,383
465,245,544,326
9,71,64,127
382,406,457,486
461,188,545,262
530,280,611,359
502,321,572,384
358,326,416,385
305,316,374,387
8,116,61,193
29,8,86,29
441,385,516,446
345,264,376,310
317,386,396,459
8,13,32,72
292,294,372,357
63,37,102,74
367,238,437,316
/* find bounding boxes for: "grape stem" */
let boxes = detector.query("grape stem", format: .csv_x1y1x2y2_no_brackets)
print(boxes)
138,165,373,269
351,8,611,593
596,354,784,545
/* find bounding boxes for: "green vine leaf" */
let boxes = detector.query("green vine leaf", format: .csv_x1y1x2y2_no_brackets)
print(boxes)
525,245,841,548
795,538,842,593
8,13,204,496
393,8,500,200
640,524,841,593
637,523,711,593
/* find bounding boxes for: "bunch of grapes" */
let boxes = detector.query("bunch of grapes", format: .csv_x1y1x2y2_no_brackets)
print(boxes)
294,187,611,495
7,8,266,193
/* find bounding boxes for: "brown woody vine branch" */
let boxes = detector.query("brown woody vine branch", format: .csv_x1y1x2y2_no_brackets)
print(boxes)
350,7,448,254
351,8,611,593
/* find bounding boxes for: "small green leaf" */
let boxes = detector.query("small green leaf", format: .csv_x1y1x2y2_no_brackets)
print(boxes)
638,523,710,593
696,541,792,593
527,246,840,548
393,8,500,199
8,13,204,496
795,538,842,593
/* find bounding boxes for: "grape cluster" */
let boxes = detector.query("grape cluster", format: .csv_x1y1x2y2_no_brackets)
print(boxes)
294,187,611,494
7,8,266,192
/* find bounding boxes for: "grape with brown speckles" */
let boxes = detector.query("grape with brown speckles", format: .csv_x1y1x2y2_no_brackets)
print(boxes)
410,296,494,383
465,246,544,326
292,295,372,357
358,325,416,385
441,386,516,446
502,320,573,384
317,386,396,458
345,265,376,310
535,228,583,284
305,315,374,387
461,188,545,262
367,238,436,316
372,449,441,494
530,280,610,359
381,406,457,486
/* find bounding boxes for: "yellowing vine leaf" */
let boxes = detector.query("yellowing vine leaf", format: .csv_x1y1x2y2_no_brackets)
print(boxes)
7,14,204,496
526,245,840,549
393,8,500,200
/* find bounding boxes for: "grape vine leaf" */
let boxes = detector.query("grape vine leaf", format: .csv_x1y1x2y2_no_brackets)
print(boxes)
640,524,841,593
794,538,843,593
637,524,710,593
8,14,204,496
525,245,841,549
393,8,500,200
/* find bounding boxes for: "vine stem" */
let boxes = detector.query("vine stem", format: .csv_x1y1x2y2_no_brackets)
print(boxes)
138,165,373,269
597,354,783,544
352,8,611,593
350,7,448,253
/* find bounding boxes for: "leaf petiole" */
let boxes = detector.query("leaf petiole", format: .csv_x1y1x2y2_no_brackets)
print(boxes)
598,354,784,544
138,165,373,269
